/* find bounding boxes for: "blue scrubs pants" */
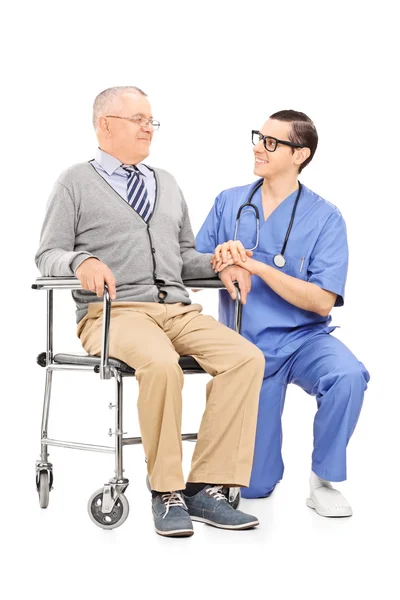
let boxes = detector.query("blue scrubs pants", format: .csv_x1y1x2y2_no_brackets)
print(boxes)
241,332,370,499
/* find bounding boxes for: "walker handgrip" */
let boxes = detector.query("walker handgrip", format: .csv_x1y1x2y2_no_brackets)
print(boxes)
100,285,112,380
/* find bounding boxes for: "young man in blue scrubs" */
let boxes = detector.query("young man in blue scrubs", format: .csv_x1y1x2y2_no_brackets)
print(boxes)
196,110,370,517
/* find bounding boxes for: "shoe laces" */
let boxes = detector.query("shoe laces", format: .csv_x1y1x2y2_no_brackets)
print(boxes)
160,491,187,518
205,485,226,501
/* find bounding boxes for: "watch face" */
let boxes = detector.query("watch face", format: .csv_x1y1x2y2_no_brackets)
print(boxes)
273,254,286,268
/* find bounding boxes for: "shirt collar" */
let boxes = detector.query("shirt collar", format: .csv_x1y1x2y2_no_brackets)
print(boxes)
95,148,146,177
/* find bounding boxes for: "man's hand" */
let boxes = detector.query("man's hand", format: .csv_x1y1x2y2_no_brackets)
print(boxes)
75,258,117,300
211,240,253,271
218,265,252,304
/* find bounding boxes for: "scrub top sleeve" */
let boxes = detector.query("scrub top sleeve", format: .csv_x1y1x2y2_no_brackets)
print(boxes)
308,210,349,307
196,193,223,253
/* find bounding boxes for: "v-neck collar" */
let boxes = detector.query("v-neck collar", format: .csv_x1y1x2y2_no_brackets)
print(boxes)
252,185,299,227
87,161,159,225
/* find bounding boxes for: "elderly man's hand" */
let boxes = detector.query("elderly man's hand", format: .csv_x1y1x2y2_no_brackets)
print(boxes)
75,258,117,300
218,265,252,304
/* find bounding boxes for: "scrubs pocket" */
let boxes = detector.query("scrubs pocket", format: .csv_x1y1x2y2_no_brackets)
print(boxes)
282,254,310,281
252,250,310,281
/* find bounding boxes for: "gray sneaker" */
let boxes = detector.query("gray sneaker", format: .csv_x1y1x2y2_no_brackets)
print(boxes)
152,491,194,537
183,485,259,530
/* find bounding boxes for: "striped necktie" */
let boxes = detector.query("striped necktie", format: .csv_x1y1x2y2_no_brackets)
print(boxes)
122,165,152,222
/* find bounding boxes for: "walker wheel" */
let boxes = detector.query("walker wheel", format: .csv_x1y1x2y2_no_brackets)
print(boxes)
88,488,129,530
223,486,241,509
37,471,50,509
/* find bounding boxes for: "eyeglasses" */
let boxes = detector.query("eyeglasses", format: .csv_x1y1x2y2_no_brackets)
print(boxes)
106,115,160,130
252,130,304,152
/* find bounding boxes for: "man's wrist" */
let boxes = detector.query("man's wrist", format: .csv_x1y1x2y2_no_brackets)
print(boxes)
253,261,270,278
217,264,232,278
73,255,99,275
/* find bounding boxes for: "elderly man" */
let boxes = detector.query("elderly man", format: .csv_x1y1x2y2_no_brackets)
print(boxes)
35,86,265,537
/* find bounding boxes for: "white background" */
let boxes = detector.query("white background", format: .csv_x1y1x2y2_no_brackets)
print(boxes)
2,0,399,597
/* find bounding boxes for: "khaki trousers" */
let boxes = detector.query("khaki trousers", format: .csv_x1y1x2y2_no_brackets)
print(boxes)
78,301,265,492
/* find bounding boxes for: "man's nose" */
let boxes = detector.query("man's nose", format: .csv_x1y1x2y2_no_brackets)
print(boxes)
253,143,264,154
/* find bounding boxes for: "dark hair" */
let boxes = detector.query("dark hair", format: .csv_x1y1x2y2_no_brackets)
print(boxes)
269,110,318,172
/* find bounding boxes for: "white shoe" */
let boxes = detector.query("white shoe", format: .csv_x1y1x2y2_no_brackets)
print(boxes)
306,472,352,518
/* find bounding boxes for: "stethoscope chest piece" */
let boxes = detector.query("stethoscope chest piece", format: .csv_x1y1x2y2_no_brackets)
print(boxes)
273,253,286,268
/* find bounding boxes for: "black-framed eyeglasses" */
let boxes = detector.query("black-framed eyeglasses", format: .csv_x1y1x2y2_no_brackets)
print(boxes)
106,115,160,130
252,130,304,152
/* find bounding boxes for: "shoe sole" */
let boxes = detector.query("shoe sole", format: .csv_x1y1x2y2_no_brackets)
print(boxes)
155,527,194,537
306,497,353,518
191,516,259,530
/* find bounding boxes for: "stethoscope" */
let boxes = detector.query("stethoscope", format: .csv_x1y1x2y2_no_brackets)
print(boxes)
234,180,303,268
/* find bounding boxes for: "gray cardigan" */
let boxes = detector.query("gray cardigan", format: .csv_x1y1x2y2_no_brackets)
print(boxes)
35,162,216,322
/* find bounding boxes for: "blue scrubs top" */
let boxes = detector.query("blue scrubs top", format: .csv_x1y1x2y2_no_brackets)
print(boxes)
196,181,349,377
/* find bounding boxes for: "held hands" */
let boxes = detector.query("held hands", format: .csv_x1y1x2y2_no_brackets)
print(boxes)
75,258,117,300
211,240,260,275
211,240,253,271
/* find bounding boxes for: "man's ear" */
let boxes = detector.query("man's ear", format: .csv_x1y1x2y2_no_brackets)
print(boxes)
294,146,311,168
99,116,110,135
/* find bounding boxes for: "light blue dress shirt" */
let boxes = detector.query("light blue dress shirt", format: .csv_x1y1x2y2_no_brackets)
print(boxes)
90,148,156,210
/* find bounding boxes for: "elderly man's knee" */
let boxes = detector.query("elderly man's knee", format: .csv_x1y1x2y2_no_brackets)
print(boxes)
242,341,265,372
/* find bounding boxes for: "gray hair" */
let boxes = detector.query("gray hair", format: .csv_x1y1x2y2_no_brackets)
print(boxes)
92,86,147,129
